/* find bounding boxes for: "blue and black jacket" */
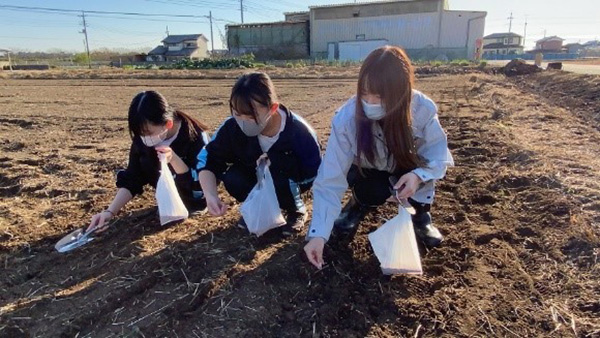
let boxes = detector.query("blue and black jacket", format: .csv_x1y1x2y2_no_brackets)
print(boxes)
196,104,321,185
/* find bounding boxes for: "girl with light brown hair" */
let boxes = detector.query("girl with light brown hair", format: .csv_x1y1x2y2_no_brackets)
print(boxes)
304,46,454,269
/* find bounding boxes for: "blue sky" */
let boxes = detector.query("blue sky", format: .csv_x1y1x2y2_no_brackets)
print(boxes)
0,0,598,53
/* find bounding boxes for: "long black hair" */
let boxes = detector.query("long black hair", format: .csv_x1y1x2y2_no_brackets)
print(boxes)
128,90,208,140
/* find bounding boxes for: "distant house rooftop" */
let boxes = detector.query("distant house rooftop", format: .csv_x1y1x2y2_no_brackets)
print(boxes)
536,36,564,43
148,45,167,55
483,32,522,39
161,34,208,44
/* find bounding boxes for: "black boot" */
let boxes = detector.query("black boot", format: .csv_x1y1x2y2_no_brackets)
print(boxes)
411,211,443,247
333,197,371,232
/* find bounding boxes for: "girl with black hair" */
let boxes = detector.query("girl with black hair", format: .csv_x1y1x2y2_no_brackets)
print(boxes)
88,90,209,232
197,72,321,236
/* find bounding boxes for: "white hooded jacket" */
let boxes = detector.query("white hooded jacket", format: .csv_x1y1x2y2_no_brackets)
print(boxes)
307,90,454,241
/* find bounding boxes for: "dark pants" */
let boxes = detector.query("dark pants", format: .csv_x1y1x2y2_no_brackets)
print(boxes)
347,165,431,214
219,164,311,213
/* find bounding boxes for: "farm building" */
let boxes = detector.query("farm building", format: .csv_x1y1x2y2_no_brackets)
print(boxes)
227,0,486,61
227,20,310,60
310,0,486,61
147,34,209,62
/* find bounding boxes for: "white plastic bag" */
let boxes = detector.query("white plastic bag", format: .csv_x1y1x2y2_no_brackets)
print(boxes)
240,159,286,236
156,155,189,225
368,206,423,275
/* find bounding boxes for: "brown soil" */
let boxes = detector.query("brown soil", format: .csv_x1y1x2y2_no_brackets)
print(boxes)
0,70,599,337
563,59,600,66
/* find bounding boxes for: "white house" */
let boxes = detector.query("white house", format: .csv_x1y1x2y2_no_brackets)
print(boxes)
482,32,524,56
147,34,209,62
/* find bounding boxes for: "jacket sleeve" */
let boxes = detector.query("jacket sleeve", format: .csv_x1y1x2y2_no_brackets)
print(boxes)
176,130,209,191
116,141,148,196
195,119,234,176
306,115,355,242
411,101,454,183
292,118,322,184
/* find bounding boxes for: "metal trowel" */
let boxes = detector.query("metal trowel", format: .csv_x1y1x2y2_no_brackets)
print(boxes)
55,227,97,253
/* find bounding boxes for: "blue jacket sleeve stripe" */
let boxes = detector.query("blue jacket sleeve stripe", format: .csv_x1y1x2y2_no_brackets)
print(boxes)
196,118,230,171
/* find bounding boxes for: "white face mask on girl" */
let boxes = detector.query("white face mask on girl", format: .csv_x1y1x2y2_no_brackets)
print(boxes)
141,128,168,147
361,99,386,120
233,110,273,137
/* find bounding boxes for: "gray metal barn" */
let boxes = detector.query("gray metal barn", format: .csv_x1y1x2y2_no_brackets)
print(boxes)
310,0,486,60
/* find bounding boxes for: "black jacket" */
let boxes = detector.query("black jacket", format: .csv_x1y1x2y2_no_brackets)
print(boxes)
196,105,321,184
116,119,208,201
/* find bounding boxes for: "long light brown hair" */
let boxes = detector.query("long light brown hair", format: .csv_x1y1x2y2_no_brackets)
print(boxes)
355,46,422,173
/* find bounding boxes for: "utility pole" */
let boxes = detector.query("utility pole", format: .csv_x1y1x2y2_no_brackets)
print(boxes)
166,25,169,37
209,11,214,53
523,16,528,48
79,11,91,69
7,51,12,71
240,0,244,23
507,12,514,33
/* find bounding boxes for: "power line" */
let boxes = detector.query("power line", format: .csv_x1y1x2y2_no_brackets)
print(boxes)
0,4,229,22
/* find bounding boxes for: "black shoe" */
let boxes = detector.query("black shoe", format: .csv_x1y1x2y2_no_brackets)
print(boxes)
186,198,207,216
281,211,307,237
236,216,248,230
333,197,371,232
411,212,443,247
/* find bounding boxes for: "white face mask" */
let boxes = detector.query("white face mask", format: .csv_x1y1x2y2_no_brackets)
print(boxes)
141,128,168,147
233,110,273,137
361,99,386,120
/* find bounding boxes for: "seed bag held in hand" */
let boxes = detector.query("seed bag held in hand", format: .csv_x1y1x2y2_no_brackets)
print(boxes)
368,206,423,275
156,154,188,225
240,157,286,236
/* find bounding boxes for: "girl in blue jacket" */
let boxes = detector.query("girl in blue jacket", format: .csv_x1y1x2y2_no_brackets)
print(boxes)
197,72,321,236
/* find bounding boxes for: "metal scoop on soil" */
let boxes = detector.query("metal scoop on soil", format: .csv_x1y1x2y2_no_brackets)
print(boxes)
55,227,97,253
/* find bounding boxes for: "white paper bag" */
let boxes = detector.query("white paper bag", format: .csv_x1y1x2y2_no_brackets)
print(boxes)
156,155,189,225
240,160,286,236
368,206,423,275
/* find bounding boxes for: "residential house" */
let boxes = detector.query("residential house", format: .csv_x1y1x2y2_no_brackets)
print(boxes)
583,40,600,49
147,34,209,62
481,32,524,56
563,43,584,54
533,36,564,53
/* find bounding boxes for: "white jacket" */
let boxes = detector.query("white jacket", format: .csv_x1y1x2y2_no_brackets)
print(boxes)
307,90,454,241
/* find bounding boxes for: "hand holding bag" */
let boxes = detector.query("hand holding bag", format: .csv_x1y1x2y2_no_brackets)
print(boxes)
240,157,286,236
